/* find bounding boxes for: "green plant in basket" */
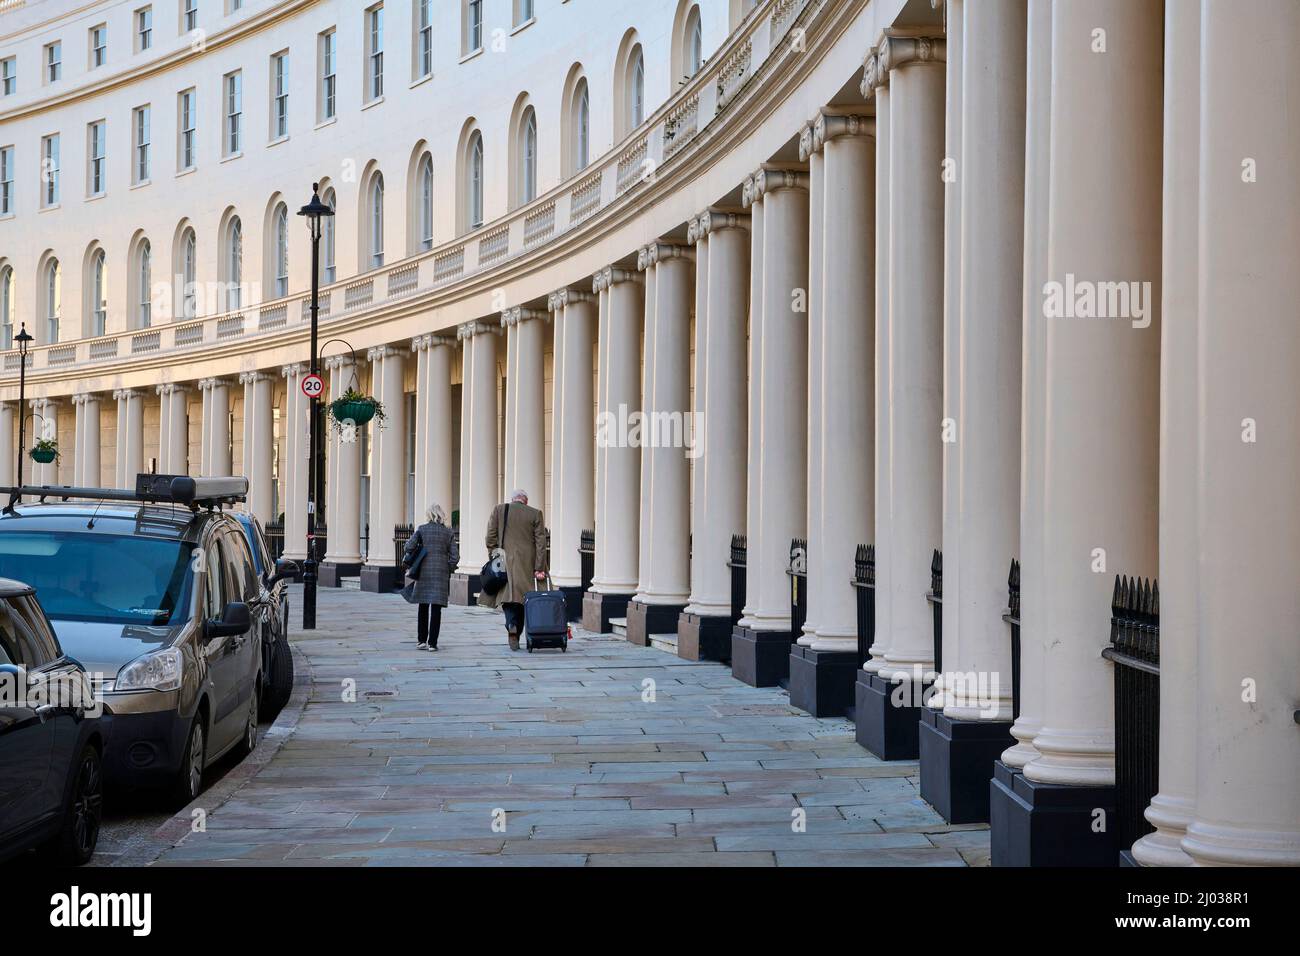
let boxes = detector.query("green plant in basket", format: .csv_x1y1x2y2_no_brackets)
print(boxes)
329,387,385,431
30,437,59,464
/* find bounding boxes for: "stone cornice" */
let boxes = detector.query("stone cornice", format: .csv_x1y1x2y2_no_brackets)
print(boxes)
592,267,641,293
548,289,595,312
878,35,946,73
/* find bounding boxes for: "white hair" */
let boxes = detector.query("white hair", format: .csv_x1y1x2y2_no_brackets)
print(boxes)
509,489,529,504
426,503,447,525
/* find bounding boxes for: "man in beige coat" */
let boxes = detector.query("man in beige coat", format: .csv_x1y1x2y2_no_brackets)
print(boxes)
477,489,547,650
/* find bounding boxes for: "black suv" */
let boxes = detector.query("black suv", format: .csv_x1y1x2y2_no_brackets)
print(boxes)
0,579,105,865
0,476,287,807
232,512,294,718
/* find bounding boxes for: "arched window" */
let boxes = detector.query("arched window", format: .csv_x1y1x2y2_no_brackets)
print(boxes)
519,107,538,205
90,249,107,335
0,266,13,349
321,187,336,282
226,217,243,311
273,203,289,297
688,7,703,77
576,80,591,172
419,154,434,250
44,258,61,343
369,173,385,269
138,241,152,328
630,47,645,128
181,228,197,318
467,131,484,229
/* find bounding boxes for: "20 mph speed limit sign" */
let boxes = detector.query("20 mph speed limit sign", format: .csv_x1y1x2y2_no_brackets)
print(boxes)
301,374,324,399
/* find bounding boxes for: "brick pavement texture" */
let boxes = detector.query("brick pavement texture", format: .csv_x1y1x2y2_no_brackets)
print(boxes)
156,587,990,867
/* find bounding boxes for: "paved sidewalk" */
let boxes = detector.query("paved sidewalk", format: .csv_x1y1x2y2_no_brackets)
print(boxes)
155,586,990,867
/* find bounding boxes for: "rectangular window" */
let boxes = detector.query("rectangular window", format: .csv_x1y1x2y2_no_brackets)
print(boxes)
1,58,14,96
224,70,242,155
182,0,198,34
179,88,196,169
41,134,59,206
0,146,13,215
415,0,432,79
271,52,289,139
88,122,106,195
319,29,336,121
366,5,384,101
90,25,108,69
45,42,62,83
136,7,153,52
468,0,483,52
134,106,151,182
515,0,534,27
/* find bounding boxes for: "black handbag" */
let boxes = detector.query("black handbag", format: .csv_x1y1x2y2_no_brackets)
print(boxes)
479,504,511,597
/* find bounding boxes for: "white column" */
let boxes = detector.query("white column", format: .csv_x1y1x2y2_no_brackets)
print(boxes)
30,398,58,486
739,176,765,625
0,403,14,488
411,334,455,518
239,373,274,524
809,113,876,652
633,243,693,607
324,356,362,566
548,289,596,588
876,35,946,682
156,384,189,476
80,394,101,487
114,389,144,489
365,346,406,568
1132,0,1198,868
199,379,231,478
71,395,85,486
746,168,809,632
943,0,1025,721
686,220,710,614
1003,0,1051,769
502,307,546,512
684,211,749,618
1024,0,1162,789
591,268,643,594
799,121,825,646
280,365,308,561
455,322,501,575
1181,0,1300,868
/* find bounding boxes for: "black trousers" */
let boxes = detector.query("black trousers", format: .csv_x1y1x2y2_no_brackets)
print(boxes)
417,604,443,646
503,602,524,635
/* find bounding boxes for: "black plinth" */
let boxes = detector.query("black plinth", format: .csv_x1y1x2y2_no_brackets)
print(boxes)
360,564,402,593
319,561,362,588
918,708,1015,824
988,758,1118,867
559,586,584,622
582,590,631,634
450,572,481,605
788,646,859,718
626,599,685,647
677,612,733,663
855,670,931,760
731,625,795,688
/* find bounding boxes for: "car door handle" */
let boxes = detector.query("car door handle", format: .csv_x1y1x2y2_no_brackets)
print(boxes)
35,704,58,723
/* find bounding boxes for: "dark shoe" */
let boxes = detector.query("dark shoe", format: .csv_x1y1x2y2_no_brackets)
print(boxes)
508,632,520,651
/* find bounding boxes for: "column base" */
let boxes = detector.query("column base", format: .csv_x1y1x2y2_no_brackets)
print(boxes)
677,612,733,663
988,759,1118,867
918,709,1015,824
788,646,858,717
360,565,402,593
731,625,796,688
558,586,584,622
582,590,631,634
319,561,362,588
854,671,930,760
626,599,685,647
450,572,481,606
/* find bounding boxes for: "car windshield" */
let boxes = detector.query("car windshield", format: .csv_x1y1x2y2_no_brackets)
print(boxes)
0,531,195,626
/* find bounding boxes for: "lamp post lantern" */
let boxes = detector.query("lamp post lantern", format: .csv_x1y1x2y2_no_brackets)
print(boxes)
297,182,334,630
14,323,33,490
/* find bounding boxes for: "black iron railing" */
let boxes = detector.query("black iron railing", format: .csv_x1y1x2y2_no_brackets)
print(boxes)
788,537,808,638
1102,574,1160,860
1003,559,1021,720
853,544,875,668
727,534,747,626
579,528,596,594
313,523,328,564
926,549,943,676
394,523,415,566
265,520,285,561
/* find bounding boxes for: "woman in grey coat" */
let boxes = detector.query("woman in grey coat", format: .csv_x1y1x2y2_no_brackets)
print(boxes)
402,503,459,651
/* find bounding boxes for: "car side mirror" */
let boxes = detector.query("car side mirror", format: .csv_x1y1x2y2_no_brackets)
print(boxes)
264,560,300,590
0,662,24,680
207,601,251,639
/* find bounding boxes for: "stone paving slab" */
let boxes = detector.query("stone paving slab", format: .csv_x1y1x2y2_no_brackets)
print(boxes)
152,586,989,867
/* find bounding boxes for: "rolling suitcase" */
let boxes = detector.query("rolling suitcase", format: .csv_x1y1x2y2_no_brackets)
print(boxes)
523,576,570,653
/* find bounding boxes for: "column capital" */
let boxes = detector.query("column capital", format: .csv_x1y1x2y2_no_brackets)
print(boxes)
637,242,693,272
501,306,547,328
815,112,874,152
323,354,355,371
592,267,641,293
281,363,306,380
156,383,190,396
410,333,457,351
689,208,749,244
238,371,272,386
878,35,946,73
113,388,143,400
744,166,810,207
548,288,595,312
457,321,501,340
861,47,888,98
197,377,230,391
366,345,404,362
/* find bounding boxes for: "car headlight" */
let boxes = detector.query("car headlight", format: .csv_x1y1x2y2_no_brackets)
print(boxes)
115,647,184,693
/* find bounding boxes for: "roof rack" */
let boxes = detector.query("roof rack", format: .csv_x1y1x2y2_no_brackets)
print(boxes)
0,474,248,515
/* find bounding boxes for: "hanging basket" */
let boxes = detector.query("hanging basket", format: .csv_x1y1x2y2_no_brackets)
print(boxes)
30,446,57,464
330,397,378,427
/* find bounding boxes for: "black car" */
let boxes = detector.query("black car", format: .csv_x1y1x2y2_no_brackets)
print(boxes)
0,578,105,866
231,512,294,718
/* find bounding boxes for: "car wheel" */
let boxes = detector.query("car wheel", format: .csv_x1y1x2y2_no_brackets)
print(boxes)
264,633,294,718
232,683,259,760
169,717,206,809
39,744,103,866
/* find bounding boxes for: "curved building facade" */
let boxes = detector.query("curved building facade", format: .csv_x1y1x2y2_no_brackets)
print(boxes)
0,0,1297,867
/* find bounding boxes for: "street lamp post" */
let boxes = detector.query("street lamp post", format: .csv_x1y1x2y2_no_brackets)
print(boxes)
14,323,32,490
298,183,334,630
